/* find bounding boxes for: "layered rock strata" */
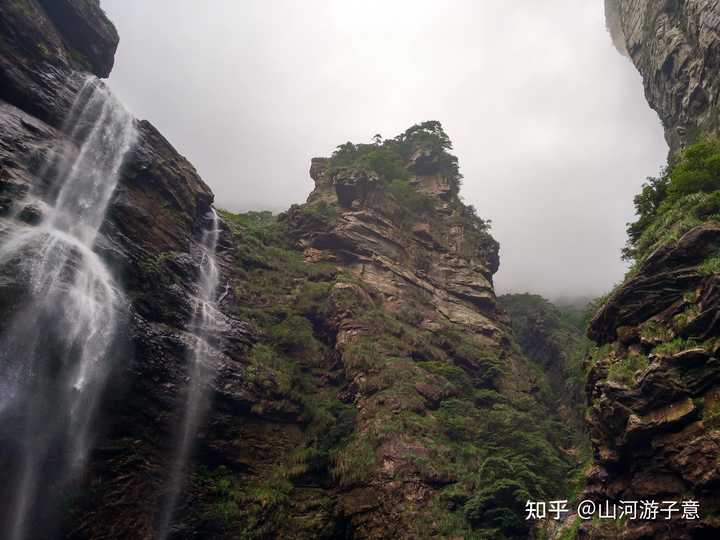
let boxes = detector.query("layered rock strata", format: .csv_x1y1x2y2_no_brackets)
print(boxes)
606,0,720,154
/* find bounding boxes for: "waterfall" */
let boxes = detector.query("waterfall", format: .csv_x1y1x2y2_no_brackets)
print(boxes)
156,209,222,540
0,76,136,540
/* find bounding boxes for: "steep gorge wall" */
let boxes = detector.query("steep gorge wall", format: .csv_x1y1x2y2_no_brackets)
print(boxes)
578,2,720,539
0,2,254,537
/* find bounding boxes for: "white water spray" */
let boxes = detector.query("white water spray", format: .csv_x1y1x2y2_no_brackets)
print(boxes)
0,76,136,540
156,209,222,540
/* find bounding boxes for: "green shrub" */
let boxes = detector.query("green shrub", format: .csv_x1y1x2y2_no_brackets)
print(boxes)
386,178,436,215
195,465,241,524
315,401,357,453
558,516,581,540
699,253,720,275
295,281,332,318
328,121,463,192
355,148,408,180
329,144,407,181
674,304,701,329
343,338,383,372
431,328,505,388
270,315,319,354
473,389,506,407
607,354,648,385
247,344,294,394
624,139,720,262
652,337,694,356
668,139,720,197
639,319,673,343
463,479,531,538
330,436,376,487
440,398,477,441
419,360,471,392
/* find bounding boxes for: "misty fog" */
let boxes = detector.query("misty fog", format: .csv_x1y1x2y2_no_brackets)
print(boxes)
101,0,667,300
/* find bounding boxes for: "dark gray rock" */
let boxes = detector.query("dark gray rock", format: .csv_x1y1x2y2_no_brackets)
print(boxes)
607,0,720,154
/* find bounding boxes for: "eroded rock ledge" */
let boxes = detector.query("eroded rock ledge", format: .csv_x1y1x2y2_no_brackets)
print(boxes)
583,227,720,539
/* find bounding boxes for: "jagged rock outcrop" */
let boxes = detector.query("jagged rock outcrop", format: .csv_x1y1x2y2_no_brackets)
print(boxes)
229,129,580,539
281,142,507,535
36,0,119,77
290,147,500,334
584,224,720,539
606,0,720,154
135,126,581,539
0,0,117,126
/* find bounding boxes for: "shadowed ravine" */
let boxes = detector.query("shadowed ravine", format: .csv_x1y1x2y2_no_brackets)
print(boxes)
0,76,136,540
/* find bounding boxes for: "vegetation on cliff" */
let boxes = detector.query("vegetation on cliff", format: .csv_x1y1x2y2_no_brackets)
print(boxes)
189,210,581,539
584,134,720,536
498,295,590,432
624,138,720,262
498,295,592,495
167,124,590,539
328,121,462,194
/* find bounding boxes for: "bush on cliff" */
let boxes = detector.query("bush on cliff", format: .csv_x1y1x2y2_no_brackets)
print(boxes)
624,138,720,261
464,478,530,538
669,138,720,197
386,178,436,215
328,121,462,192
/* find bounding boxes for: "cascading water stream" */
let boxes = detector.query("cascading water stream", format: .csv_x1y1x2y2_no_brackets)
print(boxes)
156,209,222,540
0,76,136,540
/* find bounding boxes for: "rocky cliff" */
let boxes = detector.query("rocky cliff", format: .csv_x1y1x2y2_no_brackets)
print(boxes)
606,0,720,154
181,126,584,539
584,224,720,539
579,2,720,539
0,3,584,539
0,2,252,538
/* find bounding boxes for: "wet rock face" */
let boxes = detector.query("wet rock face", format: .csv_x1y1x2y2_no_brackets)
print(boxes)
0,3,255,538
0,0,117,127
606,0,720,154
36,0,119,77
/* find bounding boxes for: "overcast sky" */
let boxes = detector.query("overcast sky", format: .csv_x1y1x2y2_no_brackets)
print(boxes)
102,0,667,300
